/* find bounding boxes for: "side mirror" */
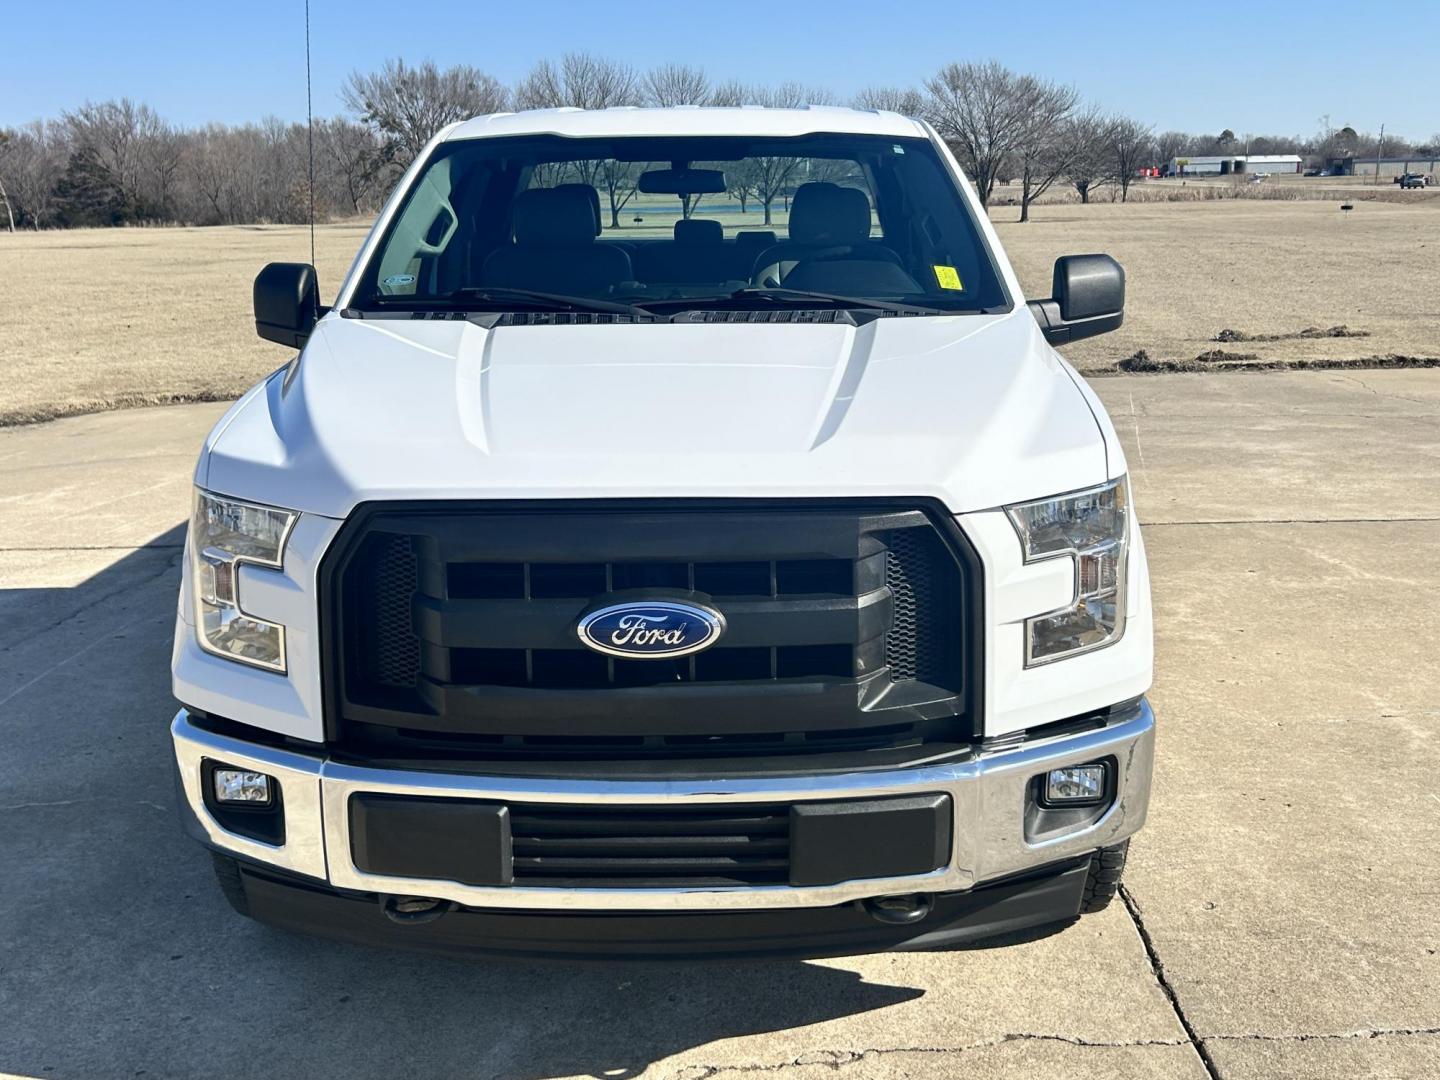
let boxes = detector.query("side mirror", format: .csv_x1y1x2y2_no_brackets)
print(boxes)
1028,254,1124,346
254,262,321,349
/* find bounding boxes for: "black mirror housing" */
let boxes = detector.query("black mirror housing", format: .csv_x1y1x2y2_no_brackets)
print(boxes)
254,262,321,349
1028,254,1125,346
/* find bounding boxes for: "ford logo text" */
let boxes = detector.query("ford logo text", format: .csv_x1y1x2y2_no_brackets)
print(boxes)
576,600,726,659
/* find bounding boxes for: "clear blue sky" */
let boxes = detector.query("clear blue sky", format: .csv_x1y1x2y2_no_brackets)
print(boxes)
3,0,1436,139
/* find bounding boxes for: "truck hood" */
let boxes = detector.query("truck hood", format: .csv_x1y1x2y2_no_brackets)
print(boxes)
201,310,1109,518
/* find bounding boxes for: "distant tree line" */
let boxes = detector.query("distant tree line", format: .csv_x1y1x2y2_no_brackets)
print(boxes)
2,55,1436,231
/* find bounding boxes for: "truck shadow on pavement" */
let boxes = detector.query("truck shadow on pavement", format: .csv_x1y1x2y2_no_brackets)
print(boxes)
1,528,928,1080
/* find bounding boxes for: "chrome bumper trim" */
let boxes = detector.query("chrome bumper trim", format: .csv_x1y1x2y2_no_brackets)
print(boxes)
171,701,1154,911
171,717,328,880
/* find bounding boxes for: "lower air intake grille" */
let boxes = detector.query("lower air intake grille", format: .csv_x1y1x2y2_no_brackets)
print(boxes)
509,804,791,886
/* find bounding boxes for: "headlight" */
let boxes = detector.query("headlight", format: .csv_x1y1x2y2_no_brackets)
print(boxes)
1006,478,1128,665
191,489,297,672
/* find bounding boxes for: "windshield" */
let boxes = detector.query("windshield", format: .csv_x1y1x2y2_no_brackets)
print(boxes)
349,132,1009,315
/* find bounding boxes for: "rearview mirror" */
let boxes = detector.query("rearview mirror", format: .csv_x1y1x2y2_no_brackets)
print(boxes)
1028,254,1125,346
638,167,727,195
254,262,321,349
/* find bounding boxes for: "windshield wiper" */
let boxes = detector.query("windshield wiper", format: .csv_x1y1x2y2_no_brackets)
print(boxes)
730,288,955,316
374,287,654,319
632,287,953,317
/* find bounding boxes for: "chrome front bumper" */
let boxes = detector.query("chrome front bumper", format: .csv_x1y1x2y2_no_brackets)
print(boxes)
172,701,1154,912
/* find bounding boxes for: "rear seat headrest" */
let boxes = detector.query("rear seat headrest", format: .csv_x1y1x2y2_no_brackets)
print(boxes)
512,187,600,246
789,183,871,245
734,230,778,251
674,218,723,245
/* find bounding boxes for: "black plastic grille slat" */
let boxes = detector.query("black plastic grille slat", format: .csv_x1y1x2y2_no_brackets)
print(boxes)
449,558,853,601
330,505,972,761
509,804,792,885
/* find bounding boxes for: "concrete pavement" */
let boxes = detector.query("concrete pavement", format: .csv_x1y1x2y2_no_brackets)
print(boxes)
1,369,1437,1079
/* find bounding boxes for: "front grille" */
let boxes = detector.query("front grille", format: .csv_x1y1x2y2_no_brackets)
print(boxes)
323,502,977,762
509,803,791,886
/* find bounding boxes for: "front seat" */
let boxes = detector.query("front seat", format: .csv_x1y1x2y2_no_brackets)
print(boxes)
749,182,895,286
481,186,632,294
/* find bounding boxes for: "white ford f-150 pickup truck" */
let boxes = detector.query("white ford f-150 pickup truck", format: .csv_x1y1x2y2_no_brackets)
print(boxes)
171,105,1154,958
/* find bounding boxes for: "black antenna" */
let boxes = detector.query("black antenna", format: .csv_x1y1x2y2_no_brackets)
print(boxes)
305,0,316,267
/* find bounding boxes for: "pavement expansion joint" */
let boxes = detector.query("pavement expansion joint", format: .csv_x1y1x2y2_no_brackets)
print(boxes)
1120,884,1224,1080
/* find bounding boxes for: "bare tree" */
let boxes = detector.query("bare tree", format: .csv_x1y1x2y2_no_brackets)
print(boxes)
643,63,710,107
747,82,837,108
344,59,508,167
1108,117,1155,201
0,121,65,227
726,165,757,213
144,122,185,218
1068,113,1121,203
853,86,925,117
318,118,382,214
515,53,639,110
63,99,160,215
599,159,646,228
1006,77,1080,222
1153,130,1188,173
750,156,805,224
924,61,1044,208
707,79,748,107
0,131,17,231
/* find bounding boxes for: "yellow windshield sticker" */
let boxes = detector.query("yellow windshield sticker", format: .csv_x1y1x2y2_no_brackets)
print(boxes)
933,265,964,291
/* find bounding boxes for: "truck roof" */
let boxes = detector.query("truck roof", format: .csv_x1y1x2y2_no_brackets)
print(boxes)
444,105,927,142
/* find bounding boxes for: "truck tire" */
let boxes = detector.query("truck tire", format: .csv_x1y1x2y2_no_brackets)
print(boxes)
210,852,252,918
1080,840,1129,913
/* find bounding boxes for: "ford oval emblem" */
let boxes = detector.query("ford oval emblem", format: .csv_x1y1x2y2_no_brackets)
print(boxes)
577,600,726,659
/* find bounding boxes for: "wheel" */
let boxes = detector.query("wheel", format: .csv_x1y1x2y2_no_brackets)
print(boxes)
1080,840,1129,913
209,851,252,918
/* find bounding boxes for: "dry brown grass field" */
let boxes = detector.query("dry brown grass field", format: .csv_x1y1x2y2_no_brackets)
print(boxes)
3,196,1437,425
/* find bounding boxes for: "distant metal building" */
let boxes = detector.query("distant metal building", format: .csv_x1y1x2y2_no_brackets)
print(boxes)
1327,155,1439,178
1165,154,1304,177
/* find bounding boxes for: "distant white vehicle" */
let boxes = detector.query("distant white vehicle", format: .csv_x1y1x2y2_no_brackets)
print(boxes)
170,105,1155,959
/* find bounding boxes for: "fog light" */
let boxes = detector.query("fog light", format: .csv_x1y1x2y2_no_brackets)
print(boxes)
213,768,273,805
1043,764,1108,805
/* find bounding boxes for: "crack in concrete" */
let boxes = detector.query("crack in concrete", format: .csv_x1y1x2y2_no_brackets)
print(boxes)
665,1034,1191,1078
0,549,179,655
663,1026,1440,1077
1120,884,1224,1080
1331,373,1430,405
1208,1027,1440,1044
0,553,179,707
0,798,168,813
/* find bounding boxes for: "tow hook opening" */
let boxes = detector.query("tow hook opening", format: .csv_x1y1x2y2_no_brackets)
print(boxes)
381,894,456,925
860,893,933,925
